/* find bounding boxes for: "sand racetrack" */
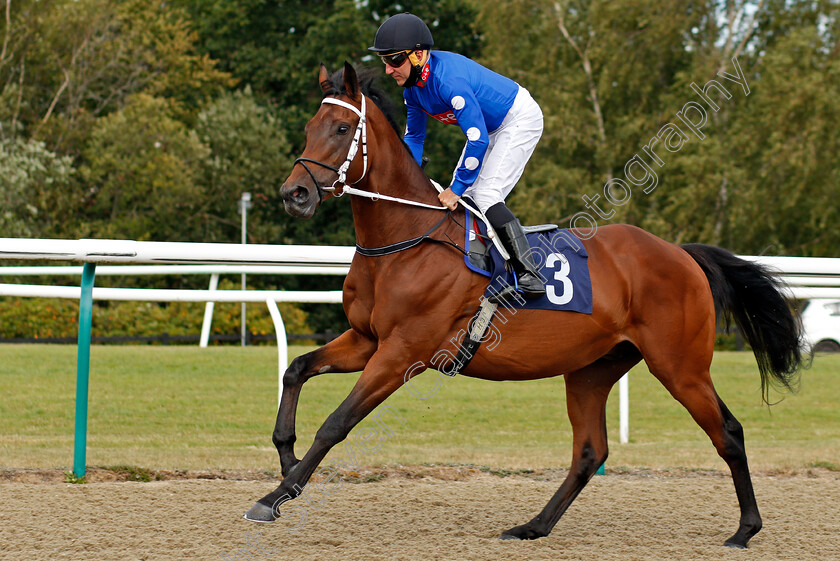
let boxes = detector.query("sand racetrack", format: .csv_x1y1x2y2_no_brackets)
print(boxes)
1,468,838,561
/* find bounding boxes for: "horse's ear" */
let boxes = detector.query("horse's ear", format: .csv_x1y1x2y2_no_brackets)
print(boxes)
342,61,360,100
318,63,331,94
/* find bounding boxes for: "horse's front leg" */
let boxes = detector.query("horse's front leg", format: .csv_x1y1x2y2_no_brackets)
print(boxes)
273,328,376,476
245,343,412,523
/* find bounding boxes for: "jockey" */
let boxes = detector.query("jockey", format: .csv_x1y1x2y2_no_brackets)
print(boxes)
369,12,546,299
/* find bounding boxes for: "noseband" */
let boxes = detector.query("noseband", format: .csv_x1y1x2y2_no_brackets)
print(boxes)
292,96,368,200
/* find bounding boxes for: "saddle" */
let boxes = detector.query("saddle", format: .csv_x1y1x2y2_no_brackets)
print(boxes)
442,207,593,375
467,220,558,273
462,204,593,315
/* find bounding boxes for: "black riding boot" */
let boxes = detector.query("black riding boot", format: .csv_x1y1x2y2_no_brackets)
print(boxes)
485,202,545,299
496,219,546,299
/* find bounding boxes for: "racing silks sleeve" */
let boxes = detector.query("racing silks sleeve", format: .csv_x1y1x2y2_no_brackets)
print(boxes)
403,99,427,166
440,78,490,196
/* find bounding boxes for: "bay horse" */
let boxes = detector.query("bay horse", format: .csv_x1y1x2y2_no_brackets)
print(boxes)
245,63,804,548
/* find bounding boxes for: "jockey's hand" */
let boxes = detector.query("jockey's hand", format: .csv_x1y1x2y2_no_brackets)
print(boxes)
438,188,461,211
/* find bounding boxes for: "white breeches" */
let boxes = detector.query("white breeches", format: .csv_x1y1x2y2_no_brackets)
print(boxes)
458,86,544,214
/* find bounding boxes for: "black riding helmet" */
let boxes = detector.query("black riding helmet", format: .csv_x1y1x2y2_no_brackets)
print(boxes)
369,13,434,88
369,12,434,53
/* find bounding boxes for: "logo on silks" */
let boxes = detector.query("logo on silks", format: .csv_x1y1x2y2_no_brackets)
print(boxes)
420,63,431,85
428,110,458,124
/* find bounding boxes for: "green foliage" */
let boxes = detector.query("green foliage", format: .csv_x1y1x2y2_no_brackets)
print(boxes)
635,1,840,255
0,0,232,146
194,87,293,243
724,25,840,255
63,471,87,484
171,0,482,233
101,465,161,481
0,136,74,237
78,94,210,240
0,297,80,339
1,0,839,336
478,0,840,258
478,0,703,226
171,0,372,140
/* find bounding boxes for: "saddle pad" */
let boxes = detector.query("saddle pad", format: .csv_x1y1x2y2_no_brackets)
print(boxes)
464,209,593,314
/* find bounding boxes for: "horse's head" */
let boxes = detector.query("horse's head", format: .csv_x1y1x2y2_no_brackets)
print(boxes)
281,63,369,218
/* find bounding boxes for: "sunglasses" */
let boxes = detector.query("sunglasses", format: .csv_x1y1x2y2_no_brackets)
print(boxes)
379,50,411,68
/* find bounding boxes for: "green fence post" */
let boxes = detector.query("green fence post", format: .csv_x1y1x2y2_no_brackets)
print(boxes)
73,263,96,479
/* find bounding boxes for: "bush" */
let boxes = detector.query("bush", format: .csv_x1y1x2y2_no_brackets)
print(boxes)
0,135,75,238
78,94,210,241
0,279,311,344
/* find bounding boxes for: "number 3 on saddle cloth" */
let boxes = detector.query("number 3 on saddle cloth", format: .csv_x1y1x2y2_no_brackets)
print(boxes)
463,207,593,314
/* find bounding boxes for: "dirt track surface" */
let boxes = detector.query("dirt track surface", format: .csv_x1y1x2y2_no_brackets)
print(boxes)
1,468,838,561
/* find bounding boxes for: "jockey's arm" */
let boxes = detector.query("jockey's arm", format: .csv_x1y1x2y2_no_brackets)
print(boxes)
444,79,490,197
404,101,427,165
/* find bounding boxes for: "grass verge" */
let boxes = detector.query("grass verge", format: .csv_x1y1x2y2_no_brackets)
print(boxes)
1,345,838,472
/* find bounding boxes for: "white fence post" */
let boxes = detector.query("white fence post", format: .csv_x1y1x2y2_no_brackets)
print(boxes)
265,299,287,409
200,273,220,348
619,373,629,444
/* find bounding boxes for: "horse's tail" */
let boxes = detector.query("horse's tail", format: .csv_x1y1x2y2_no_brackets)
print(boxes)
681,243,805,403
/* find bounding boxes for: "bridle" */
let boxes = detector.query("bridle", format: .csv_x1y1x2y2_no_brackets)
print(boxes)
290,93,511,260
291,95,447,211
292,96,368,202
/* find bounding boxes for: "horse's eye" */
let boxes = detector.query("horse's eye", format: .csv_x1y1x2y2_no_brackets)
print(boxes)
337,124,350,135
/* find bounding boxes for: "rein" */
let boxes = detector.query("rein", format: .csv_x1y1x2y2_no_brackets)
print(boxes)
293,94,509,260
338,184,451,211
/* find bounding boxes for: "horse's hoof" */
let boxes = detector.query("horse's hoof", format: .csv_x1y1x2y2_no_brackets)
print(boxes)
499,524,544,541
243,502,276,523
724,530,752,549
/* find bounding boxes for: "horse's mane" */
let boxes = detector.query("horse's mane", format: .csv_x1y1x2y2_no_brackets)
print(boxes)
323,66,404,141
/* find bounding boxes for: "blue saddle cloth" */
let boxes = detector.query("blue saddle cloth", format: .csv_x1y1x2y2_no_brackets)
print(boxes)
463,208,593,314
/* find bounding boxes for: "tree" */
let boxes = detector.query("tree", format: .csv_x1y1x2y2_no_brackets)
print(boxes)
477,0,701,227
726,24,840,256
172,0,483,242
0,134,74,237
477,0,840,258
78,94,210,241
0,0,231,155
194,87,294,243
639,0,840,255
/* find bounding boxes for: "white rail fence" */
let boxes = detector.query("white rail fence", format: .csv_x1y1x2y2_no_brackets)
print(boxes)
0,264,350,347
1,238,839,475
0,238,356,477
0,246,356,394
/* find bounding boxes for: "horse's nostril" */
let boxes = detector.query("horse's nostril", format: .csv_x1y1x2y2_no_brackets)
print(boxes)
283,185,309,203
291,186,308,201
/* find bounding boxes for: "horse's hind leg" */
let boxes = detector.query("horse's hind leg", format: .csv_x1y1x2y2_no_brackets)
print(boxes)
649,362,761,548
501,350,638,540
273,329,376,476
715,395,761,548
